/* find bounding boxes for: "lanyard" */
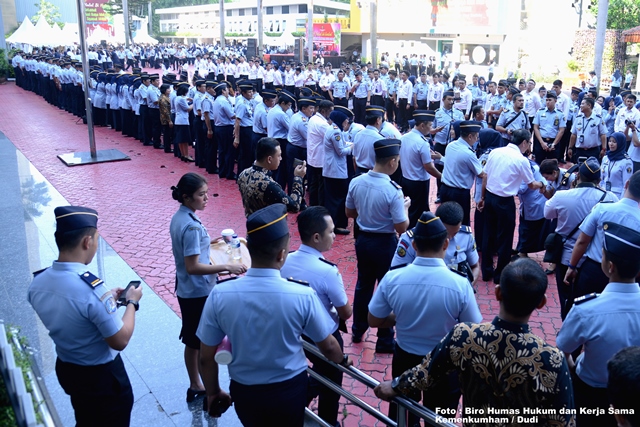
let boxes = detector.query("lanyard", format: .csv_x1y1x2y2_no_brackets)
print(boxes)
581,116,592,134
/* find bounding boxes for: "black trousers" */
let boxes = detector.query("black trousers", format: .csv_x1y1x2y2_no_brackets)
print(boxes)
385,98,396,124
352,231,396,345
573,146,600,163
481,191,516,281
428,101,441,110
573,257,609,301
389,344,460,426
216,125,236,179
402,178,430,228
555,263,571,320
572,373,617,427
230,371,308,427
353,97,367,126
148,108,162,148
516,216,550,254
162,123,173,153
416,99,428,110
205,126,219,173
440,183,471,226
371,94,384,107
286,144,307,196
307,165,324,207
56,355,133,427
274,138,289,192
237,126,254,174
196,120,207,167
534,137,557,165
397,98,410,131
558,121,572,162
324,176,349,228
138,105,148,142
303,331,344,426
333,97,348,108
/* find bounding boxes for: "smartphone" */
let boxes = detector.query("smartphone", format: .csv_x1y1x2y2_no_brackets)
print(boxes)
293,158,304,168
117,281,141,306
578,156,588,164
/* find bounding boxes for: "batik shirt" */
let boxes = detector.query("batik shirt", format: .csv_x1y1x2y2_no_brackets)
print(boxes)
237,165,305,217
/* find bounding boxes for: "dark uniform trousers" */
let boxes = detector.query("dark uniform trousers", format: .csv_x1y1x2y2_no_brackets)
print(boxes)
216,125,236,179
286,144,307,196
333,97,348,108
572,258,609,306
397,98,410,131
572,373,617,427
303,330,344,426
481,191,516,281
324,177,349,229
230,371,308,427
389,344,460,426
416,99,428,110
555,263,571,320
307,165,324,207
440,183,471,226
402,177,430,228
385,97,396,124
534,137,558,165
204,122,218,173
352,231,396,346
371,94,384,107
252,132,267,166
572,146,600,163
274,138,290,192
558,120,572,163
56,354,133,427
149,107,162,148
353,97,368,126
237,126,254,174
196,119,207,167
138,105,148,143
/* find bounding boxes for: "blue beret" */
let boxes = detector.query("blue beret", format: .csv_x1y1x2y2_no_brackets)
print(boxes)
55,206,98,234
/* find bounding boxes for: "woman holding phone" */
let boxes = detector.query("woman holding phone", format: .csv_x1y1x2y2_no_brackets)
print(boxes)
170,172,247,402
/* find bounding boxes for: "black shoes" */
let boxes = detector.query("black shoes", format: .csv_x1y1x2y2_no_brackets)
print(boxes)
186,388,206,403
352,333,363,343
375,342,395,354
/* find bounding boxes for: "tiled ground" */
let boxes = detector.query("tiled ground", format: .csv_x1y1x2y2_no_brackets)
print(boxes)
0,79,563,427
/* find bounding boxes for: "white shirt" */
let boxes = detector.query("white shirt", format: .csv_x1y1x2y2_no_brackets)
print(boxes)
307,113,332,168
454,88,472,116
319,73,336,91
396,79,413,100
614,107,640,133
522,90,542,117
484,144,536,197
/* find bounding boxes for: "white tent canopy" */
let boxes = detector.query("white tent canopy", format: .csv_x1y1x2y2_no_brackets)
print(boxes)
31,16,58,47
133,31,158,45
6,16,34,44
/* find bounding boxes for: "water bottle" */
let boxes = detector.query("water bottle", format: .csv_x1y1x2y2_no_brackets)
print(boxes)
231,234,242,261
221,228,234,254
214,336,233,365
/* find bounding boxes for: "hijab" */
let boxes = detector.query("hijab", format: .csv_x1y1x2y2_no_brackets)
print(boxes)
613,69,622,80
477,128,502,158
607,132,627,161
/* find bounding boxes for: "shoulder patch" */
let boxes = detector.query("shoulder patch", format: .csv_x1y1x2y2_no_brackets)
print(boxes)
449,267,467,278
389,263,407,270
32,267,49,277
319,258,337,267
390,180,402,190
216,276,239,284
79,271,104,288
287,277,310,286
406,228,414,238
460,225,472,234
396,246,407,257
574,292,598,305
628,166,633,174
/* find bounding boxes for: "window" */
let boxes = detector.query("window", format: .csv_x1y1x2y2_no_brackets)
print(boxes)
266,6,273,14
226,9,232,16
239,8,245,16
282,5,289,13
299,4,307,13
252,8,257,15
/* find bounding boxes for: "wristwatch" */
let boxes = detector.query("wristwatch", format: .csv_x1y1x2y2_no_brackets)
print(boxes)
126,300,140,311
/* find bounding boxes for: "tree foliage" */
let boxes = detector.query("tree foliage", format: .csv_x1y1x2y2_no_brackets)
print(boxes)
32,0,62,27
589,0,640,30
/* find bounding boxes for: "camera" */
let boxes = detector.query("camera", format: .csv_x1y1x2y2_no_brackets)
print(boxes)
626,119,635,126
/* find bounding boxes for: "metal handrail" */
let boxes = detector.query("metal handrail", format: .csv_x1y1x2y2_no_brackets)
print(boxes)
302,341,457,427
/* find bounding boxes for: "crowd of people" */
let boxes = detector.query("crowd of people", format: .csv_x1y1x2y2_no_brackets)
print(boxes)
18,41,640,427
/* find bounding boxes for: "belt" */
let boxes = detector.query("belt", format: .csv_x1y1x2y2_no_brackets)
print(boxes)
486,190,514,199
358,230,395,236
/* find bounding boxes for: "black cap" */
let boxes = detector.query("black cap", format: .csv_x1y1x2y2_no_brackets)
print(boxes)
195,79,206,86
141,74,150,80
579,156,601,180
459,120,482,133
571,86,582,95
620,90,632,98
261,88,277,99
546,90,557,99
366,105,385,118
334,105,354,120
413,110,435,122
237,81,254,90
246,204,289,244
458,74,466,81
443,90,455,98
374,138,401,158
205,80,217,88
498,80,508,87
297,97,316,107
414,212,447,238
55,206,98,234
603,222,640,259
213,82,227,91
508,86,520,95
279,90,296,104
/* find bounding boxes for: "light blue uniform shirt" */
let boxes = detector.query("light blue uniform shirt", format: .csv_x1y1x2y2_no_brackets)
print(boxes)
281,245,349,333
497,109,530,141
517,160,547,221
571,112,607,149
27,262,123,365
288,111,310,148
490,93,505,120
169,205,215,299
400,129,432,181
235,97,254,127
331,80,350,98
433,107,464,144
196,268,334,385
368,257,482,355
252,102,269,134
556,282,640,387
441,138,483,189
213,95,235,126
391,226,479,269
600,154,633,200
175,96,190,125
387,79,398,97
346,171,407,233
352,125,384,170
580,197,640,262
147,85,160,109
201,94,214,120
323,124,352,179
413,81,429,101
267,104,290,139
193,91,206,117
533,107,566,139
353,80,370,98
344,122,365,144
138,84,148,105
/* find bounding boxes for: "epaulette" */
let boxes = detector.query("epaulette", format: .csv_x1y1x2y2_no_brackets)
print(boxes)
286,277,309,286
449,267,467,278
390,180,402,190
389,263,407,270
595,114,602,119
319,258,337,267
460,225,472,234
188,213,202,224
574,292,598,305
79,271,104,288
32,267,49,278
406,228,414,238
216,276,238,284
538,107,545,110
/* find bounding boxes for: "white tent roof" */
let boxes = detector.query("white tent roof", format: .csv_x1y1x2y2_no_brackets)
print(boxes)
6,16,34,44
133,31,158,45
31,16,58,47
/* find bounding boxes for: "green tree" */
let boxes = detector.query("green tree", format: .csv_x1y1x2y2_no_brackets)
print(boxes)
32,0,62,27
589,0,640,30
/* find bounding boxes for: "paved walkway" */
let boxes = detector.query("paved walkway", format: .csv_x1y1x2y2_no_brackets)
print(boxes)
0,80,564,426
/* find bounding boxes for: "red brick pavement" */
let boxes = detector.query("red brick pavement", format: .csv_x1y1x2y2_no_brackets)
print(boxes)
1,81,564,426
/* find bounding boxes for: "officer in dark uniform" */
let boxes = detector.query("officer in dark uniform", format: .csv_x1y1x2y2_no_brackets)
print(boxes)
346,139,411,353
28,206,143,427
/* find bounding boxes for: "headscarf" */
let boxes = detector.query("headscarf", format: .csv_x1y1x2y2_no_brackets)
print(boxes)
477,128,502,158
451,120,462,140
607,132,627,161
613,69,622,80
614,95,623,107
329,110,348,128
